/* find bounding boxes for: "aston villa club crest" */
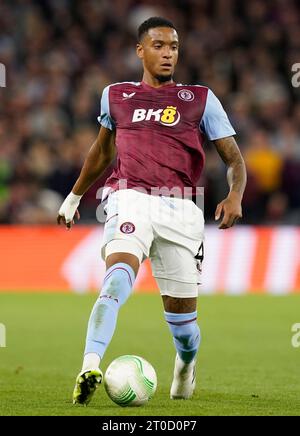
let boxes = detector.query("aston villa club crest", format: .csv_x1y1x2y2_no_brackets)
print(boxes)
178,89,195,101
120,222,135,234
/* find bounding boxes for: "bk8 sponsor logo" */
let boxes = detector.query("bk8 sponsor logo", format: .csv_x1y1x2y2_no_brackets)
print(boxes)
132,106,180,127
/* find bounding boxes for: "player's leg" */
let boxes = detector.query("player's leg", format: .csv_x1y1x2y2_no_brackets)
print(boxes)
73,241,143,405
162,296,199,364
83,246,141,367
73,189,153,405
150,194,204,399
162,295,197,313
162,295,200,400
150,236,202,400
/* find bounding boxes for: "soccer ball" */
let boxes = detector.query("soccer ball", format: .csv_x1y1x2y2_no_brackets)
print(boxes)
104,355,157,407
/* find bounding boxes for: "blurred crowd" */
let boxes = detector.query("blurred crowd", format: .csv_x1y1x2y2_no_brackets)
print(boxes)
0,0,300,225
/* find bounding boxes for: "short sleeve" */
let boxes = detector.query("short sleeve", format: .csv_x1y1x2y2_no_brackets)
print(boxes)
97,86,115,130
200,89,236,140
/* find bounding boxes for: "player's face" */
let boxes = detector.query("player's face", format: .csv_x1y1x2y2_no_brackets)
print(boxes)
137,27,179,82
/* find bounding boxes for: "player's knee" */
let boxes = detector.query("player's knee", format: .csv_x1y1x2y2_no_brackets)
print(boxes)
105,240,144,275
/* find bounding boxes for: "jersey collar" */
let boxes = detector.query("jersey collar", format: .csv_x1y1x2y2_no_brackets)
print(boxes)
141,80,177,90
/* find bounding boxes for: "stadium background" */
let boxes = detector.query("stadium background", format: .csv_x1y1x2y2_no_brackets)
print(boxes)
1,0,300,418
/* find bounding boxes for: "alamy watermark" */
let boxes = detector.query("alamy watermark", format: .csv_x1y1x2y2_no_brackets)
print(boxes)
0,63,6,87
0,323,6,347
291,323,300,348
291,63,300,88
95,180,204,225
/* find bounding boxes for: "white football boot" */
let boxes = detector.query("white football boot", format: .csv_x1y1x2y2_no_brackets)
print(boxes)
170,354,196,400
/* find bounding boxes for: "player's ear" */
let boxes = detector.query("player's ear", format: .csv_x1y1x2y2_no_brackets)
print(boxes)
136,43,144,60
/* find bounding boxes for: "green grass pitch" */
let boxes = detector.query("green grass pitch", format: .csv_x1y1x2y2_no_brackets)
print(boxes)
0,293,300,416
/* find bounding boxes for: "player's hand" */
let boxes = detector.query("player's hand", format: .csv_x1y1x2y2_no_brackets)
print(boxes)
57,192,82,230
215,191,242,229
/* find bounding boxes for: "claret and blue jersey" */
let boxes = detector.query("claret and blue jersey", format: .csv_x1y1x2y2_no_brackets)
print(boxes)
98,81,236,194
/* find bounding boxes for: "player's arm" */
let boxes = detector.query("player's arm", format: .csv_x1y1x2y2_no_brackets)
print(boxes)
72,127,116,196
200,88,247,229
57,126,116,229
213,136,247,229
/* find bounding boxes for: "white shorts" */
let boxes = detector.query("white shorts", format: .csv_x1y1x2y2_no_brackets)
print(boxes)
101,189,204,298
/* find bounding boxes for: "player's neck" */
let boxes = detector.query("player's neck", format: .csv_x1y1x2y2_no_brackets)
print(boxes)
142,72,175,88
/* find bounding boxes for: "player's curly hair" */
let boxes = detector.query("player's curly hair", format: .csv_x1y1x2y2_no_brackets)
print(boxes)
138,17,177,41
